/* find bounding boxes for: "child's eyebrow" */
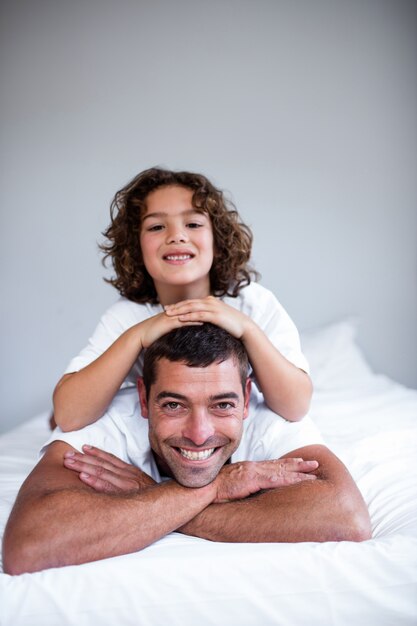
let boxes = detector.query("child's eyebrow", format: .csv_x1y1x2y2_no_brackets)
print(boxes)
142,208,205,222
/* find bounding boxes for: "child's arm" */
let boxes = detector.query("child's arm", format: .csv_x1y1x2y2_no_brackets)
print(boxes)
237,320,312,421
164,297,312,422
53,312,200,432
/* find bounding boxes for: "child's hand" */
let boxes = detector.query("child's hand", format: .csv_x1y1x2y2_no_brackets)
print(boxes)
138,310,203,349
164,296,253,339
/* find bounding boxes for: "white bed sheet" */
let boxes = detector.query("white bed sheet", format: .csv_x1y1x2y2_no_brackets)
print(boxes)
1,334,417,625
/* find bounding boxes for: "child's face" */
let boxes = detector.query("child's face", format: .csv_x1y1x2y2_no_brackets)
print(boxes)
140,185,214,302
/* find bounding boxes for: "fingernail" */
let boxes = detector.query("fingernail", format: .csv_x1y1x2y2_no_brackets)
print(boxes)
65,458,75,464
64,451,75,457
80,472,90,479
83,444,93,450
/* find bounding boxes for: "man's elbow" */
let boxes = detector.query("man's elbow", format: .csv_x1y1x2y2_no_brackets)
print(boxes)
332,500,372,543
2,510,56,575
3,534,45,575
345,508,372,542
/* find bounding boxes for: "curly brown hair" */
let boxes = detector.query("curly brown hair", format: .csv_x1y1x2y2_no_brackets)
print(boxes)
100,167,259,303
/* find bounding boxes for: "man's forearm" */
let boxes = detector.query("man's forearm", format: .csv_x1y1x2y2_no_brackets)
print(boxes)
180,481,360,543
180,446,372,543
2,445,216,574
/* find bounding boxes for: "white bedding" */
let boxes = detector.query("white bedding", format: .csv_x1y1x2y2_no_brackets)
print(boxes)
1,320,417,625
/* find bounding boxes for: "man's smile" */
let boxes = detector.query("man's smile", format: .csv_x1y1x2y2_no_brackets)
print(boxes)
177,447,216,461
141,358,250,488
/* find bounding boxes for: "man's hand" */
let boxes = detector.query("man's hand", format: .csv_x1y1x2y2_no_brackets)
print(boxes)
212,458,319,503
63,445,156,493
64,448,318,501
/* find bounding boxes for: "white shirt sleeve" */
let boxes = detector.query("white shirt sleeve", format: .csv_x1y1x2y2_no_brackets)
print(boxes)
63,299,161,386
40,413,130,459
40,389,149,464
224,283,310,373
233,398,324,463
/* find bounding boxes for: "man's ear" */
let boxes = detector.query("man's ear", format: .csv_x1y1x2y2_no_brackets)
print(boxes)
243,377,251,420
137,378,149,419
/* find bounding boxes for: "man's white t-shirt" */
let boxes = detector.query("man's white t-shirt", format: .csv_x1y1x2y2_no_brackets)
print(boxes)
42,388,323,482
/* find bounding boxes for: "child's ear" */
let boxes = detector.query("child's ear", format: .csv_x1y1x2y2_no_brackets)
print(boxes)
137,378,149,419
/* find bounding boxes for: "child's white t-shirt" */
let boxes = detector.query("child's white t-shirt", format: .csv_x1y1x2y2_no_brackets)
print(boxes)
64,282,309,390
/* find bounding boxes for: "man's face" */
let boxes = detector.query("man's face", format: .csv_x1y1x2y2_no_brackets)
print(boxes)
138,357,251,488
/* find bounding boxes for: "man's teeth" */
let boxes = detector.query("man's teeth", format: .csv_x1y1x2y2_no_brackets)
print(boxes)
165,254,192,260
179,448,215,461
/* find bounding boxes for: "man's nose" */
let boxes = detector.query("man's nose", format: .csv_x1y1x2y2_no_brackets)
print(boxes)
182,411,215,446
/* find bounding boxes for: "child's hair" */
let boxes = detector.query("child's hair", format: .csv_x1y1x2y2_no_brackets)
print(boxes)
100,167,259,303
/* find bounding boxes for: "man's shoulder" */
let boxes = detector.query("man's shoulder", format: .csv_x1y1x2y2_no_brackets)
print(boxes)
234,405,324,463
40,389,142,460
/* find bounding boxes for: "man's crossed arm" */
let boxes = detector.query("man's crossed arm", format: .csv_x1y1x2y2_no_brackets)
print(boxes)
2,442,371,574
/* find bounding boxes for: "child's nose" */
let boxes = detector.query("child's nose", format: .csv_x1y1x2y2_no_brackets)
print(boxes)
166,224,189,244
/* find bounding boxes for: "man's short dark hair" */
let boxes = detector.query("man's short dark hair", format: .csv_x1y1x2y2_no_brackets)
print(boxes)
142,324,249,397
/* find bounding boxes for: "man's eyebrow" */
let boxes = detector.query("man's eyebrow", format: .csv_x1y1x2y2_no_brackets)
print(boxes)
156,391,188,402
209,393,240,402
142,208,203,222
155,391,240,402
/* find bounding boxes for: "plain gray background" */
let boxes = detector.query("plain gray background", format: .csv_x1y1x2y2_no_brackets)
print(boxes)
1,0,416,433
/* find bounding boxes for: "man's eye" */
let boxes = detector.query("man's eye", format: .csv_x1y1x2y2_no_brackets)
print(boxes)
163,402,181,410
215,402,234,410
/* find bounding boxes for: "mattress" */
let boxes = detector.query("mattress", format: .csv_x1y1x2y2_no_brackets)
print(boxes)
1,320,417,625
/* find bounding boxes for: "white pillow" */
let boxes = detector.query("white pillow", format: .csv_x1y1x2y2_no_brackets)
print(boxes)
300,319,374,390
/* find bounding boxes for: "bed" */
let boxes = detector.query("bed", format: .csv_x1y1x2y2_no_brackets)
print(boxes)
1,319,416,625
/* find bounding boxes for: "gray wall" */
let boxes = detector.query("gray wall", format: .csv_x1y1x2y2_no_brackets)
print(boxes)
1,0,416,433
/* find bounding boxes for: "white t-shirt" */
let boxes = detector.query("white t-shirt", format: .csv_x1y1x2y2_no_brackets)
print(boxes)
65,282,309,390
41,388,323,481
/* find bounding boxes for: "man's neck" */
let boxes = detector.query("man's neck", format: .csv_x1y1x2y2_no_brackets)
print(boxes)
152,451,174,479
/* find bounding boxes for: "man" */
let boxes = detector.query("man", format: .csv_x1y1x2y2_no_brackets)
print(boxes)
3,324,371,574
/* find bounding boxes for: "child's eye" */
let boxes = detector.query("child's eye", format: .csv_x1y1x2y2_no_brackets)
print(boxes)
186,222,203,229
147,224,164,232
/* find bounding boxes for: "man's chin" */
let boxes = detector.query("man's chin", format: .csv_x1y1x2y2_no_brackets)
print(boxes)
172,466,220,489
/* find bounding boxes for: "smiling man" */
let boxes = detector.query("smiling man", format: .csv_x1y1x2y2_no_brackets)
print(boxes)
3,325,371,575
139,327,253,489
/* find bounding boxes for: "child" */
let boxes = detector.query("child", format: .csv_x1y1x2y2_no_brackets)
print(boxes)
53,167,312,431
